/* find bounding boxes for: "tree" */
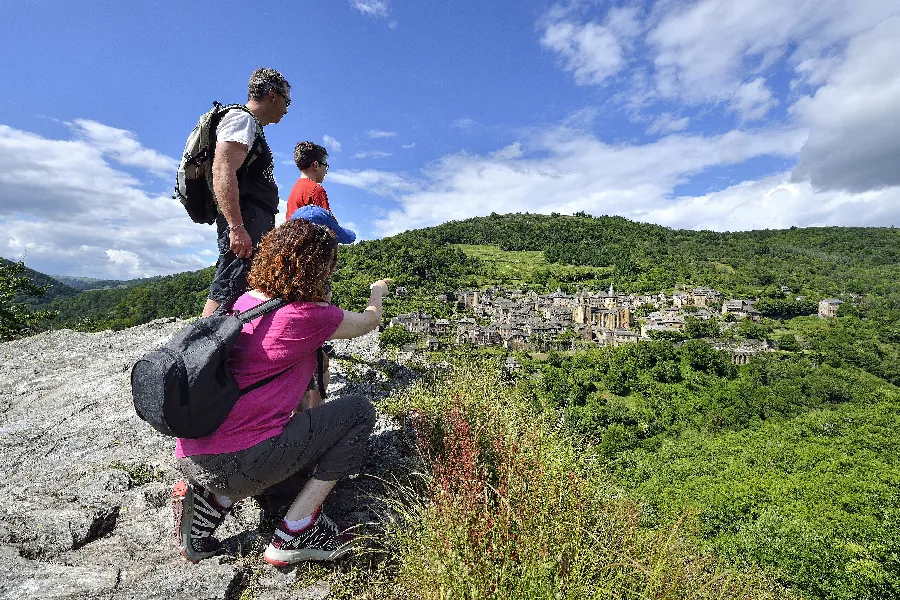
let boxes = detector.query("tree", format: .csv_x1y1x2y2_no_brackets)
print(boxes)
685,316,720,339
0,261,58,341
777,334,800,352
379,325,418,349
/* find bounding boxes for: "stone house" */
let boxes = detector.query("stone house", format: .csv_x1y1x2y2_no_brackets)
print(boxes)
458,290,479,308
721,300,760,321
503,331,529,351
433,319,451,335
389,312,434,334
818,298,843,318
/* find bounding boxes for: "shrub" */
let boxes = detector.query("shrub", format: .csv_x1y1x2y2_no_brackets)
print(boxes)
379,325,418,348
0,261,58,341
351,359,796,599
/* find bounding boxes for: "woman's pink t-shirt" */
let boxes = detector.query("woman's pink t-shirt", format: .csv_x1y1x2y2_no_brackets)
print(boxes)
175,294,344,458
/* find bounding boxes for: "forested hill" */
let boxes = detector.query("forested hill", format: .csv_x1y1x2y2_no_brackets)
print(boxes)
51,274,159,292
20,213,900,332
416,213,900,297
1,257,78,304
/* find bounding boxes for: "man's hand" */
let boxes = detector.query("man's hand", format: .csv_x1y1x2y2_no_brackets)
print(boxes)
230,225,253,258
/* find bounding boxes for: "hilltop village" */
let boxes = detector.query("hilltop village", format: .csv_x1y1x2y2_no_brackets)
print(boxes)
389,286,844,362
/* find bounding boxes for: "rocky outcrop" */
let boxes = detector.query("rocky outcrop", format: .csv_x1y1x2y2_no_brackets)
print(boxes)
0,319,421,599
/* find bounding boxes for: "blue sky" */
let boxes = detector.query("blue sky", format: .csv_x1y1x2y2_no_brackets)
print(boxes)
1,0,899,278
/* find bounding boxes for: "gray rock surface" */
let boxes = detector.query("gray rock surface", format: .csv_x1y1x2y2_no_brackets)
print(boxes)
0,319,422,599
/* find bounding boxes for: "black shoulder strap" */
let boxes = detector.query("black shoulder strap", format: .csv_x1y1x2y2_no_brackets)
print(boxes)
316,347,328,400
236,297,288,323
234,296,291,397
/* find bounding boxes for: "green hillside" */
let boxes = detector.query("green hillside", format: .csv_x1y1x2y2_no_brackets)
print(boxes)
421,213,900,298
0,257,78,304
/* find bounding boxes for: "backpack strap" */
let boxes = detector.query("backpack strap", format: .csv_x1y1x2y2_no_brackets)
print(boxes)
236,297,288,323
233,296,291,396
239,364,293,396
316,347,328,400
220,104,263,161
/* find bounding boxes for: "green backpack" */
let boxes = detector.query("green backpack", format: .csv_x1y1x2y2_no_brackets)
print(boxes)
174,102,256,224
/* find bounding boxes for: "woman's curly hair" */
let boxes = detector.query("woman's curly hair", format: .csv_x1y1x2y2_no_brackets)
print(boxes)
248,219,338,302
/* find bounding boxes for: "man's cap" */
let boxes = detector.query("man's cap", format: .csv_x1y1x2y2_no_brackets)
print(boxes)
290,205,356,244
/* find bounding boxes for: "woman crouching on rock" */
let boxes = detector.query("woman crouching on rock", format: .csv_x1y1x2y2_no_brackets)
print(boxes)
172,218,388,566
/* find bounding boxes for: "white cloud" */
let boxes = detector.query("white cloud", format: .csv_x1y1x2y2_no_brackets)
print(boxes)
793,56,840,88
351,0,388,18
731,78,777,121
642,174,900,232
0,123,214,279
369,125,806,236
647,0,900,111
367,129,397,138
489,142,524,160
328,169,419,197
68,119,177,179
323,135,343,152
538,4,643,86
791,18,900,192
401,143,416,149
353,150,393,159
646,113,690,135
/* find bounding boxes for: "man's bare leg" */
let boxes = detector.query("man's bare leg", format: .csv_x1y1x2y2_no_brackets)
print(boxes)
201,298,221,318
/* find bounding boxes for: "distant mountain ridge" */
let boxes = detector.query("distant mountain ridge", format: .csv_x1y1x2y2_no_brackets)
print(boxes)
51,274,160,293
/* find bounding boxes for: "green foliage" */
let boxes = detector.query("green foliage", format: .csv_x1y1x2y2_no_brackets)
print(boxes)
649,328,687,342
777,334,801,352
626,397,900,600
514,340,899,599
379,325,418,348
350,358,794,599
0,257,78,305
0,261,59,341
46,266,215,331
685,315,720,338
756,296,819,318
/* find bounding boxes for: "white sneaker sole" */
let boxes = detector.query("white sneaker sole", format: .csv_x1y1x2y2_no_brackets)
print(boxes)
263,543,351,566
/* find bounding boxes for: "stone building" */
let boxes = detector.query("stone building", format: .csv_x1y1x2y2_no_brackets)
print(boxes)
721,300,761,321
818,298,843,318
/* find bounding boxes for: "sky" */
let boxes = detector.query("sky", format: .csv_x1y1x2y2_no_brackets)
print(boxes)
1,0,899,279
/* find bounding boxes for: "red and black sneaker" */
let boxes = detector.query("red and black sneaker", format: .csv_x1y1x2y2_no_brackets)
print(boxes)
172,480,232,563
263,509,353,566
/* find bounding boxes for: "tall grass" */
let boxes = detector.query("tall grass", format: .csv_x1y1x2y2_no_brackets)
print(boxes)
337,358,799,599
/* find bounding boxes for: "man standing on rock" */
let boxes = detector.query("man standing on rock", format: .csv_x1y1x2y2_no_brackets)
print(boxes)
201,67,292,317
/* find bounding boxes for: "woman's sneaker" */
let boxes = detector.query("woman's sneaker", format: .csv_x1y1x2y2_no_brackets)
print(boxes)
263,510,353,566
172,480,232,563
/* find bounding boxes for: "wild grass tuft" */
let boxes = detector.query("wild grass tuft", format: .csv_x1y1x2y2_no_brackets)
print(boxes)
338,357,799,599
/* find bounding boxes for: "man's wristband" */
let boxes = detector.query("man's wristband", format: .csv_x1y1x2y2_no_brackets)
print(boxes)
229,223,245,232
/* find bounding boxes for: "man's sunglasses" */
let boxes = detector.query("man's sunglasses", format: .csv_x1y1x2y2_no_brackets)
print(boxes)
319,160,329,173
276,90,291,108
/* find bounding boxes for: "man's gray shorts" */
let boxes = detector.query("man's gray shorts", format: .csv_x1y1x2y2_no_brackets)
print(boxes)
208,201,276,304
176,395,376,499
